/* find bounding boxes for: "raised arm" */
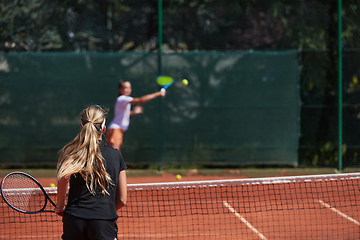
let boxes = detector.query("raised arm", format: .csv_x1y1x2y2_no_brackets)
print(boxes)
130,89,166,105
115,170,127,211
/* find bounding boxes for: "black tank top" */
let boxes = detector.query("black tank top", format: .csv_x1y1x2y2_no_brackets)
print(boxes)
64,140,127,219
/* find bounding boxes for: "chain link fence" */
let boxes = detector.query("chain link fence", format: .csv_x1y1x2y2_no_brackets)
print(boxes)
1,0,360,168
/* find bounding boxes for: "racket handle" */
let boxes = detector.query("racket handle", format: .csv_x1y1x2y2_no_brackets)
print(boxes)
162,84,170,90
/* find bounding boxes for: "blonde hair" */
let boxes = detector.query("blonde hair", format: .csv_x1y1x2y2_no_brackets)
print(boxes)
57,105,113,195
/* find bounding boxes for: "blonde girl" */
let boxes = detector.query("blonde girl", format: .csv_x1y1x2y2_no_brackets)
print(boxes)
55,105,127,240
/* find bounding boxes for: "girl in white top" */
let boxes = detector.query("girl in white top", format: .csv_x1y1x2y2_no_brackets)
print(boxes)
107,80,166,151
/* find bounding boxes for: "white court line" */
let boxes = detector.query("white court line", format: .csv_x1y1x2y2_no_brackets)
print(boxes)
118,233,223,238
318,199,360,225
223,201,267,240
0,234,60,239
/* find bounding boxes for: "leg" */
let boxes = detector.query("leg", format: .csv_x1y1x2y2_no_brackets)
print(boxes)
106,128,124,152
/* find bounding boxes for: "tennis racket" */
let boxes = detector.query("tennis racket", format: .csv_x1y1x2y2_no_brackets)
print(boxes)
1,171,56,214
156,75,174,90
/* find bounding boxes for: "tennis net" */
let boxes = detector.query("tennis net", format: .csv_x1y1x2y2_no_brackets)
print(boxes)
1,173,360,239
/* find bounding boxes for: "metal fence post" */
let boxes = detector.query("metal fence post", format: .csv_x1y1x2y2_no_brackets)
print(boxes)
338,0,343,171
158,0,163,171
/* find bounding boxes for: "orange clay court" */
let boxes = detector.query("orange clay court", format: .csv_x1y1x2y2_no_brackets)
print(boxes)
1,170,360,239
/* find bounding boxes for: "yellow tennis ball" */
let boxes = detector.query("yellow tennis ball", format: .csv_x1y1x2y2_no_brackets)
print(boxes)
182,79,188,86
50,183,56,187
176,174,182,180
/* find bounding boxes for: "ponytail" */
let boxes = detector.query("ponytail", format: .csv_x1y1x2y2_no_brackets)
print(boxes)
57,105,113,195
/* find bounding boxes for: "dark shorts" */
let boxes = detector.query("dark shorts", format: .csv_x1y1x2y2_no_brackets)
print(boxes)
62,213,118,240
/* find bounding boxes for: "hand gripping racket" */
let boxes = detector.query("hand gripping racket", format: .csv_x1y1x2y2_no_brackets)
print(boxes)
1,171,56,214
156,75,174,90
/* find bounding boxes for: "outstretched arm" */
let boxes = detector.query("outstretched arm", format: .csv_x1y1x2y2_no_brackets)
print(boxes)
130,89,166,105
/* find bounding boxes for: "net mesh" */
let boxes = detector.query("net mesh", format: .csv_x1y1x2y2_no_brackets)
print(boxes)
1,173,360,239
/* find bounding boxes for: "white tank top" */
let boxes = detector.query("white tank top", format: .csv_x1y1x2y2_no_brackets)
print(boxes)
108,95,133,131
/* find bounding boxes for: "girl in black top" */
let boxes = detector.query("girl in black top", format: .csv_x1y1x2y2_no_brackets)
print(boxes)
55,105,127,240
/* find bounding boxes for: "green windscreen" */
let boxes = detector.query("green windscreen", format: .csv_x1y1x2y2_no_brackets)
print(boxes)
0,51,300,166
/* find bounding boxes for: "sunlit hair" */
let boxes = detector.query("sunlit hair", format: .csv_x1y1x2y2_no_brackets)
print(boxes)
57,105,113,195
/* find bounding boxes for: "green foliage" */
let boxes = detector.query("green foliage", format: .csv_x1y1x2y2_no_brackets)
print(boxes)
0,0,353,52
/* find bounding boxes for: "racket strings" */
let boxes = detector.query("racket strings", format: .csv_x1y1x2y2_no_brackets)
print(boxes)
2,174,46,212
